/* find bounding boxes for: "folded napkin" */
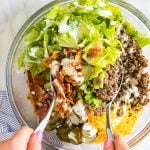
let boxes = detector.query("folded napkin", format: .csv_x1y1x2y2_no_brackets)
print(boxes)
0,91,81,150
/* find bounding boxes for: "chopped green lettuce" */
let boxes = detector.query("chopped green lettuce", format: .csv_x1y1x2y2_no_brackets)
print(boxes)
77,0,97,5
48,44,62,51
44,82,50,90
24,62,46,77
18,48,46,76
18,50,26,69
45,5,60,20
124,21,150,47
79,82,89,93
136,33,150,48
93,71,105,89
23,28,40,46
103,26,116,40
85,91,101,109
77,92,83,100
104,46,121,64
58,33,79,49
43,31,49,57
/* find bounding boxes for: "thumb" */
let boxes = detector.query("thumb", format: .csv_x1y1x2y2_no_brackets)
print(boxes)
27,131,42,150
103,138,114,150
114,133,130,150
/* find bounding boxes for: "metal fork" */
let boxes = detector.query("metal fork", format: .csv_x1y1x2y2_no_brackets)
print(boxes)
106,61,124,141
35,72,56,133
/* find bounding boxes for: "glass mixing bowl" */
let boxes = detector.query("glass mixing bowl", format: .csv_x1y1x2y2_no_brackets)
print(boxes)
6,0,150,149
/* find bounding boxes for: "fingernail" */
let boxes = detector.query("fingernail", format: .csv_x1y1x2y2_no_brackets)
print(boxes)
104,138,112,149
36,131,43,141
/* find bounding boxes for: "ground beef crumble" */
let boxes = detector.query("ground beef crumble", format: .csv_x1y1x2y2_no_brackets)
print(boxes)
91,26,150,116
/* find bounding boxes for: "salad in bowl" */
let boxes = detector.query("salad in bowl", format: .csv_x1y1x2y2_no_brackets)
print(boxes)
17,0,150,144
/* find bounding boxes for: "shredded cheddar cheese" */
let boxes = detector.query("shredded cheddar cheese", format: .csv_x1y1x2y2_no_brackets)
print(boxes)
88,104,143,143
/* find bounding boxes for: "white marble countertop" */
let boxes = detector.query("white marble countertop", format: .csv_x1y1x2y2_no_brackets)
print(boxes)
0,0,149,149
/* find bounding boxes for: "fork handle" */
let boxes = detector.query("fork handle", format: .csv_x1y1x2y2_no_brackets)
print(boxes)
106,104,114,141
35,118,49,133
106,127,114,141
34,98,55,133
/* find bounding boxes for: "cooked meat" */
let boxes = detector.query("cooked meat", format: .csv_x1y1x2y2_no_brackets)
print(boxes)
116,26,150,110
93,26,149,116
117,108,124,117
93,60,122,102
139,73,149,88
91,60,123,115
27,49,85,119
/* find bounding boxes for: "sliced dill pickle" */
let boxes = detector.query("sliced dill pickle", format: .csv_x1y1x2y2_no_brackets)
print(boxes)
46,112,64,131
68,126,82,144
56,123,70,142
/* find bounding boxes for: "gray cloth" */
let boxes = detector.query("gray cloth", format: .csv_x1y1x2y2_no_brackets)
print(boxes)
0,91,21,141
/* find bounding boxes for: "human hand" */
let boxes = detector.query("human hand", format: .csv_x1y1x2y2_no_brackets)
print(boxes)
103,133,130,150
0,126,42,150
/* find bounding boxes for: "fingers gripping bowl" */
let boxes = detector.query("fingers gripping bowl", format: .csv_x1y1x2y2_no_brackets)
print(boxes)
6,0,150,149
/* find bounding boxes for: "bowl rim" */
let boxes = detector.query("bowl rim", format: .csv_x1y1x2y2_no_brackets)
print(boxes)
6,0,150,148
